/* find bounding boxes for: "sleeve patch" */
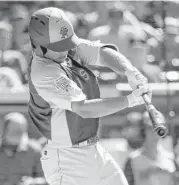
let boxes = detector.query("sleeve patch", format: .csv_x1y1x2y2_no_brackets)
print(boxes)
54,76,73,92
53,75,83,98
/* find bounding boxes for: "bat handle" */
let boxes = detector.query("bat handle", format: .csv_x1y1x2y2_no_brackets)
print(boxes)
142,93,152,106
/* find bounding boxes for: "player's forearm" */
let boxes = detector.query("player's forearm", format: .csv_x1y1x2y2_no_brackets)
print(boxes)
71,96,128,118
100,47,135,75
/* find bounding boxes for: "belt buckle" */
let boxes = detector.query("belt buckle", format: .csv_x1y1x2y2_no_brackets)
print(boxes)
87,138,92,145
87,136,97,145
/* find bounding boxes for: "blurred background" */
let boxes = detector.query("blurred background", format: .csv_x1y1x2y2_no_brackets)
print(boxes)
1,1,179,185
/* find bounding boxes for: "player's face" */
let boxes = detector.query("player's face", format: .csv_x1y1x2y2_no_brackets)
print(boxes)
3,121,24,146
45,49,68,63
0,75,12,92
145,124,160,143
122,125,141,139
11,17,27,33
122,125,143,148
108,11,124,28
0,29,12,50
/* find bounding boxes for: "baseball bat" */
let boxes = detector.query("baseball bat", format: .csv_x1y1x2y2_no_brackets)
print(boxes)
142,93,168,138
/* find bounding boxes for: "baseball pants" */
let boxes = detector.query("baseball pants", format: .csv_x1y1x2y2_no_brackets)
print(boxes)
40,142,129,185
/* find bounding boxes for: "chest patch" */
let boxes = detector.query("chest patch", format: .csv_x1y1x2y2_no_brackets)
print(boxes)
79,69,89,81
66,57,73,67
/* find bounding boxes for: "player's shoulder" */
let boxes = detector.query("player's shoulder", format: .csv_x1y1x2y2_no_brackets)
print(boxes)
27,139,42,154
3,49,25,58
158,144,175,160
129,148,142,159
128,149,149,169
119,25,134,36
119,25,146,40
31,55,65,82
88,25,111,40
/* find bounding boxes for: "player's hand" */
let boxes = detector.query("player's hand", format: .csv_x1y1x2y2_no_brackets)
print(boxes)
125,68,148,90
126,85,151,108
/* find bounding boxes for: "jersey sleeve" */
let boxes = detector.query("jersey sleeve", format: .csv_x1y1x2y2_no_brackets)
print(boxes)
31,66,86,111
75,39,119,67
89,42,119,66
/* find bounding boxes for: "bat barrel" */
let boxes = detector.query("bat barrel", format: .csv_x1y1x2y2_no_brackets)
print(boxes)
142,94,168,138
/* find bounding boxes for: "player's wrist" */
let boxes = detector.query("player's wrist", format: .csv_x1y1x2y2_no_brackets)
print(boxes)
126,91,144,108
126,94,134,108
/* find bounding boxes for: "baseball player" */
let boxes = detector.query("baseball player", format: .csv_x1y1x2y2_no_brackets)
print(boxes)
28,7,150,185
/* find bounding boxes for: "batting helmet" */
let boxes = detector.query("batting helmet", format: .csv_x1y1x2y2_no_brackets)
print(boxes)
29,7,81,52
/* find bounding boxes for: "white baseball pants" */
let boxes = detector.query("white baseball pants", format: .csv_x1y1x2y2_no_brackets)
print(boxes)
40,142,128,185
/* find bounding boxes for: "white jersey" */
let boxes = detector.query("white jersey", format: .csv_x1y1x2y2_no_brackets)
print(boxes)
28,41,118,147
28,53,100,147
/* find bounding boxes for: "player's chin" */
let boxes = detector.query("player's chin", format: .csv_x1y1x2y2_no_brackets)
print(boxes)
57,56,67,62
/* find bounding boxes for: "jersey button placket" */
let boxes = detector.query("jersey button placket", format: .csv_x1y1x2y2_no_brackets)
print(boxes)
57,149,61,173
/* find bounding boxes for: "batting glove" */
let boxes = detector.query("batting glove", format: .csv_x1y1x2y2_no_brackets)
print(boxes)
127,86,151,108
125,68,148,90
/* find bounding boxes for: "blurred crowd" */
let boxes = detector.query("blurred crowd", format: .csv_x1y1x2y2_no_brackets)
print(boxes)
100,110,179,185
0,111,47,185
123,111,176,185
1,1,179,185
0,1,179,93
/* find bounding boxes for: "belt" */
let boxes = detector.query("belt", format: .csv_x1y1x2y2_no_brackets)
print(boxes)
47,135,99,148
73,136,99,147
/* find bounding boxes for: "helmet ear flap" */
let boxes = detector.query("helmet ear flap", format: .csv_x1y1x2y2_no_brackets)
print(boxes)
30,38,48,56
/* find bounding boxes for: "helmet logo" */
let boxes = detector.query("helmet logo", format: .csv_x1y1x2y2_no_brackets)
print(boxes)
60,26,68,39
